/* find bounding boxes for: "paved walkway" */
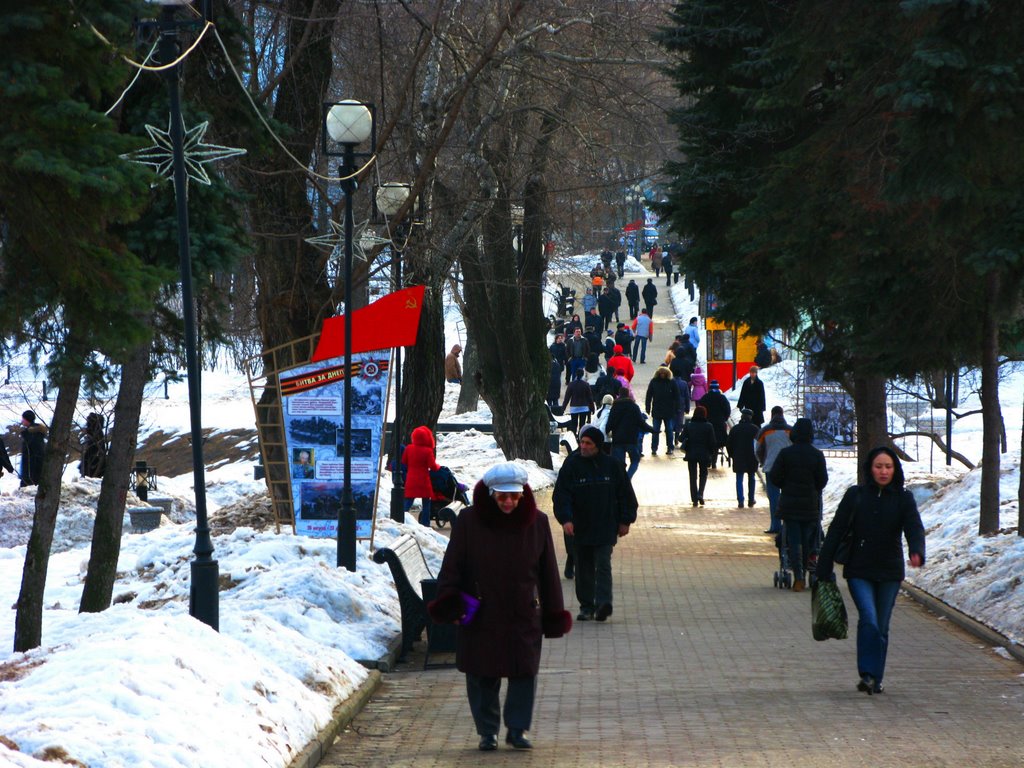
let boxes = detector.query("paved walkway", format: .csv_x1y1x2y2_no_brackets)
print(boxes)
319,267,1024,766
323,469,1024,766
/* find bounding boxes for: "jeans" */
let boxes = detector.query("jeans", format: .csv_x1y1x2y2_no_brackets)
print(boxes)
784,519,816,581
651,416,675,453
569,357,586,380
611,444,641,480
765,477,782,532
466,674,537,735
405,497,433,527
735,471,756,505
686,460,708,503
631,336,649,363
575,543,614,613
847,578,902,684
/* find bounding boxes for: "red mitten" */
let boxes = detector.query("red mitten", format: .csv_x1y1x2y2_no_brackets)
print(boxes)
542,610,573,638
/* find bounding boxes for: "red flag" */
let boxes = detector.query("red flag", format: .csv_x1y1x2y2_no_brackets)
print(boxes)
312,285,425,362
622,218,644,233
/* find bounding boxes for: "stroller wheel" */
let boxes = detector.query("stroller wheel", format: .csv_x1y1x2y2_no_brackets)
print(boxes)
783,572,792,589
773,573,780,588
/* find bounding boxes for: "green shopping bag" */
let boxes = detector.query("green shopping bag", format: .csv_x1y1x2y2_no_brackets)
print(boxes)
811,579,848,641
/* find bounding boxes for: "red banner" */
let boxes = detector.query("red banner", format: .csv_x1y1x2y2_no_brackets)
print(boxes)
312,285,425,362
622,218,644,233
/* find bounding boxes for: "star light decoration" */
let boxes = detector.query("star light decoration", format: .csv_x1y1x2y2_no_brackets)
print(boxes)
305,218,391,264
121,118,246,186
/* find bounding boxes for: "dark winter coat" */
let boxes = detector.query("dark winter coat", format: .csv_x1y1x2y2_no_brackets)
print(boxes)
817,477,926,583
736,377,766,424
625,281,640,304
562,379,595,412
19,423,47,487
768,419,828,522
429,483,570,678
567,335,589,360
547,359,564,403
548,340,567,367
614,327,633,350
645,371,680,419
592,372,621,402
754,345,772,369
680,414,717,464
698,389,731,446
641,281,658,307
401,426,440,499
669,350,694,384
726,420,760,474
608,286,622,309
553,450,638,546
585,311,602,334
598,293,615,318
605,397,650,445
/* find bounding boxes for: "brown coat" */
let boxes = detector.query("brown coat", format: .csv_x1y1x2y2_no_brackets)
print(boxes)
444,345,462,380
429,482,570,678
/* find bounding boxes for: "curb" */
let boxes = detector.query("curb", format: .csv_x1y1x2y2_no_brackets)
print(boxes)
287,670,383,768
902,582,1024,665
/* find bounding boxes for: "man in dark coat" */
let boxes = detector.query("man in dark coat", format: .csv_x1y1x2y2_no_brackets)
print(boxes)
698,381,731,468
768,418,828,592
644,366,680,456
670,339,696,382
736,366,767,426
605,395,650,480
553,425,638,623
546,357,564,408
548,333,567,372
680,405,717,506
624,279,640,319
614,323,633,353
727,409,760,507
19,410,47,487
597,289,616,331
614,250,626,278
607,282,622,323
430,463,571,750
641,278,658,318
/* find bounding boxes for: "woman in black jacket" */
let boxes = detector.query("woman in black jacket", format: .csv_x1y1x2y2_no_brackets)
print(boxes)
816,446,925,695
680,406,716,506
768,418,828,592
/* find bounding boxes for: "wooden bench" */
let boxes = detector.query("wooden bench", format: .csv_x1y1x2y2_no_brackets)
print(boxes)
373,534,455,665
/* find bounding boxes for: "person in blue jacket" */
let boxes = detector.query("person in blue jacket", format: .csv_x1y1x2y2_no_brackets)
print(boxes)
816,446,926,695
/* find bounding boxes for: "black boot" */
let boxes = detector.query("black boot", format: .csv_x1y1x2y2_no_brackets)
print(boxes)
505,730,533,749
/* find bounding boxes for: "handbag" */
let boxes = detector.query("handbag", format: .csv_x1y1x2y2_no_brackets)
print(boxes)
811,579,848,641
458,591,481,625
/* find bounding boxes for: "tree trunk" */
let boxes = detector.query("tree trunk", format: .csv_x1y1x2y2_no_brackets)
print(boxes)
979,274,1001,535
399,278,446,441
1018,393,1023,536
852,371,888,485
14,353,83,651
456,334,481,415
80,344,149,613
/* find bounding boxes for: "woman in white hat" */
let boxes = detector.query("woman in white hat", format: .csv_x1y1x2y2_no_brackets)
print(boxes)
428,462,572,751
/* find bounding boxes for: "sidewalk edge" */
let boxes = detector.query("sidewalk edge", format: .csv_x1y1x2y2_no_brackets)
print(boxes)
902,582,1024,665
287,669,383,768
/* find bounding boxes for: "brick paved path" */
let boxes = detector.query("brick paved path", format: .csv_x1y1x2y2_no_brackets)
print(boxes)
322,270,1024,766
322,465,1024,767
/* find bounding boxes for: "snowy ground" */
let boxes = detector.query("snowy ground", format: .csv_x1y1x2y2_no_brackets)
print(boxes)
0,256,1022,766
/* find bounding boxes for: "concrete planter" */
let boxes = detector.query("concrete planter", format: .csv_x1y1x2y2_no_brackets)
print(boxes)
127,506,162,533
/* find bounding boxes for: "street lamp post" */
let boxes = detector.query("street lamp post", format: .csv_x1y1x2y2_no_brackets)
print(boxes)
323,100,375,571
375,182,412,523
632,184,644,261
511,204,524,274
157,1,218,630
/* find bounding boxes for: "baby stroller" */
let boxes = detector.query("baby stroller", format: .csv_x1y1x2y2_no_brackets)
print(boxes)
429,465,470,529
773,520,823,590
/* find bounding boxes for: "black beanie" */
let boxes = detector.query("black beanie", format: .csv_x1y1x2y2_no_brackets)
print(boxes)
579,425,605,447
22,410,35,423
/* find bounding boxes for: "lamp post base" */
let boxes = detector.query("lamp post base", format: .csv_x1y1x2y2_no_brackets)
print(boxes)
390,484,405,522
190,558,220,631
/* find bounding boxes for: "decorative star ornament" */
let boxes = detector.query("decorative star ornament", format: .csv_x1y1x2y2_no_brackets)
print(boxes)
305,219,390,264
121,118,246,186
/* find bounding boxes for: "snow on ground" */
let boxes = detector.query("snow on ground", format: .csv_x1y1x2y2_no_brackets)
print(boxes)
0,255,1022,766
